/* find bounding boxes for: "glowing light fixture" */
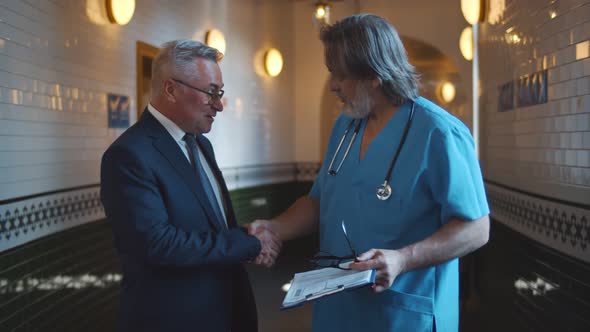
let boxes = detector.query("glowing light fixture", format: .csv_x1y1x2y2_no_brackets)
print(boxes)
205,29,226,55
264,48,283,77
315,5,326,19
461,0,485,25
439,82,456,103
460,27,473,61
106,0,135,25
313,2,331,26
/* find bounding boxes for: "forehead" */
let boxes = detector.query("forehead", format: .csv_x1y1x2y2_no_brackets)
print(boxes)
189,58,223,86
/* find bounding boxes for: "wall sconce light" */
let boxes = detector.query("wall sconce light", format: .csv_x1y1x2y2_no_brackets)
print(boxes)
314,2,330,25
461,0,486,25
205,29,226,55
106,0,135,25
439,81,456,103
264,48,283,77
459,26,473,61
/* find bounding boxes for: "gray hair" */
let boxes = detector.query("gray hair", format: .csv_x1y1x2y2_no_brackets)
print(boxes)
320,14,420,105
151,39,223,93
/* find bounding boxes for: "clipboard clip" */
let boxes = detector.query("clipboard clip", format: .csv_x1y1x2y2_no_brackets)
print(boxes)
304,284,344,301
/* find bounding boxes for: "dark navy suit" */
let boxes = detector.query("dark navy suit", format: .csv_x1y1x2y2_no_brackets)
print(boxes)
101,110,261,332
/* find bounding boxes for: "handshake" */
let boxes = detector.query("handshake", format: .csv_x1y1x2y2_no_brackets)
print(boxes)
246,220,282,267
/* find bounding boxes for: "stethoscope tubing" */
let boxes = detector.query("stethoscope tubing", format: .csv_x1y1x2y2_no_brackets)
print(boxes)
327,100,415,200
382,101,415,186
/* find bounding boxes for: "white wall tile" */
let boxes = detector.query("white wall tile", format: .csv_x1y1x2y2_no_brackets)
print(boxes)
0,0,297,200
577,150,590,166
480,0,590,204
576,76,590,95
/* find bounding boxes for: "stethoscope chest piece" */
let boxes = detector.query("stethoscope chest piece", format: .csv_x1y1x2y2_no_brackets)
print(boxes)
329,101,415,201
376,181,392,201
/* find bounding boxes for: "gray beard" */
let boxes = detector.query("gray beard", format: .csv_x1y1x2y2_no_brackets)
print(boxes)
341,84,374,119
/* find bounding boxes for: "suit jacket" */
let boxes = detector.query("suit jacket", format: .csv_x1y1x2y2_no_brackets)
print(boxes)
100,109,261,332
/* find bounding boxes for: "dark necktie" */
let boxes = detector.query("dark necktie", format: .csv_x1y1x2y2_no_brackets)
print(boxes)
183,134,226,228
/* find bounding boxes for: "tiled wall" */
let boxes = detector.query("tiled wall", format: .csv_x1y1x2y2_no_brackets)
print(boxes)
480,0,590,206
0,0,296,202
0,162,319,253
480,0,590,262
478,1,590,329
0,0,298,250
475,222,590,331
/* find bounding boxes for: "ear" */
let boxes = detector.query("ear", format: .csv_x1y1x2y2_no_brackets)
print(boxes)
370,77,381,89
163,80,177,103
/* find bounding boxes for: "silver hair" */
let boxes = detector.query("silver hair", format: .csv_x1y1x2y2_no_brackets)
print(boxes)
151,39,222,92
320,14,420,105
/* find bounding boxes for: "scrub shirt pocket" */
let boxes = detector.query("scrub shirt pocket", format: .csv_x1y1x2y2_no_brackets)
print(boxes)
359,192,404,239
378,289,434,332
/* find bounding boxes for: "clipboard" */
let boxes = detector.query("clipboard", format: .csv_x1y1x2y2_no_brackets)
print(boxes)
280,265,376,310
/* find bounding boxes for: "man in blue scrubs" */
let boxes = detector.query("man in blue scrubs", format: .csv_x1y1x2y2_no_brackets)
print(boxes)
249,14,490,332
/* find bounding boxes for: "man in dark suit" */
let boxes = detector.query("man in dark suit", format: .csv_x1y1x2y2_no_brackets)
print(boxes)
100,39,280,332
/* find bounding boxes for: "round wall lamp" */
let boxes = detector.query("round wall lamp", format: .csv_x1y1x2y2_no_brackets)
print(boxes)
459,26,473,61
439,81,456,103
314,2,330,25
106,0,135,25
461,0,486,25
264,48,283,77
205,29,226,55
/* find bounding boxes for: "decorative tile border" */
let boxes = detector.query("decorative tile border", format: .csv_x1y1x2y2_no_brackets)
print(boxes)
0,162,321,253
486,181,589,263
0,186,104,252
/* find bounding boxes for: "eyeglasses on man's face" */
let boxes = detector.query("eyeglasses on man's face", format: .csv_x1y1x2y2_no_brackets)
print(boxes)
171,78,224,104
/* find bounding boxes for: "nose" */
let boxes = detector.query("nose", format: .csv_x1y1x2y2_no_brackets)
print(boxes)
210,98,224,112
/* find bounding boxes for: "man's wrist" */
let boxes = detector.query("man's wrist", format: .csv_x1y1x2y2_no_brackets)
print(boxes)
396,246,413,273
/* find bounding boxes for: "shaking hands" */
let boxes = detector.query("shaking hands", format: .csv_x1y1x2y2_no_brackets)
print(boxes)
247,219,282,267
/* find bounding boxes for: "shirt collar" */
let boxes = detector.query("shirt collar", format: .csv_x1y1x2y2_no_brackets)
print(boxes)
147,103,186,143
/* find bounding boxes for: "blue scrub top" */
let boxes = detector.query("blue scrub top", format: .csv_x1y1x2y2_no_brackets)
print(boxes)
309,97,489,332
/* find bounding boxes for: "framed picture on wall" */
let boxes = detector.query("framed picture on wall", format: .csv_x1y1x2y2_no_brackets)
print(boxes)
107,93,130,128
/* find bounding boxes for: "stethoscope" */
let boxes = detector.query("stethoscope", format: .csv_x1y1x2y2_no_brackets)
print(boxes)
327,101,415,201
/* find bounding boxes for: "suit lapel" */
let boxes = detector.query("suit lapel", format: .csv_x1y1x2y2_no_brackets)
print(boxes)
140,110,222,232
196,135,238,229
